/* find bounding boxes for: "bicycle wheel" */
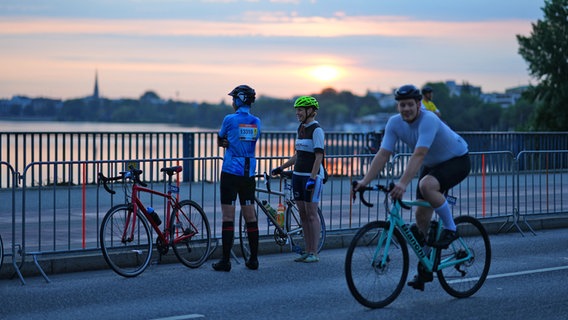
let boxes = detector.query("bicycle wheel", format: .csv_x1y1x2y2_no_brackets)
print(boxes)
171,200,212,268
100,204,153,277
286,205,326,254
437,215,491,298
345,221,409,309
0,233,3,272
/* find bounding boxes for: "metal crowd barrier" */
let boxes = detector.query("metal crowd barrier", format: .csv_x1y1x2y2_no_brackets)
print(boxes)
0,161,25,284
1,151,567,283
0,131,374,188
510,150,568,235
386,151,517,222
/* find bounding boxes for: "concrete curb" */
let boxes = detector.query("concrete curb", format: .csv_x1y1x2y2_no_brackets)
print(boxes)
1,214,567,281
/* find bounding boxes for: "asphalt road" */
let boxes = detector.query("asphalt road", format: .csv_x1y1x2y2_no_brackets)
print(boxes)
1,228,568,320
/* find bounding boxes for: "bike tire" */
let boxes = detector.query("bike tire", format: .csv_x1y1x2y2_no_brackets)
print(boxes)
345,221,409,309
286,205,326,254
437,215,491,298
0,233,3,273
100,204,153,277
171,200,212,268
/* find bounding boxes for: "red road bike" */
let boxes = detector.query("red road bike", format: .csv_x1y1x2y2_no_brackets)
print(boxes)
98,165,211,277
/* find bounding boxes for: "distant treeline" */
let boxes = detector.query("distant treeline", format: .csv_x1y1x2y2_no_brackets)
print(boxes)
13,85,537,131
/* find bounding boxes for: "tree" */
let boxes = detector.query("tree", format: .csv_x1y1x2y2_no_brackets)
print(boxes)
517,0,568,131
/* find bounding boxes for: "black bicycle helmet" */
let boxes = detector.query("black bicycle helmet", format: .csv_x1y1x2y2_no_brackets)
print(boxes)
228,85,256,105
394,84,422,101
421,86,433,95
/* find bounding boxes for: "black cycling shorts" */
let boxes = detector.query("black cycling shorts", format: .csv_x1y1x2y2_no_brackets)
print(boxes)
416,153,471,200
220,172,255,206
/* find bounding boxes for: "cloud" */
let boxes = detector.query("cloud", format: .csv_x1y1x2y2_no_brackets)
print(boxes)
0,4,537,101
0,15,532,40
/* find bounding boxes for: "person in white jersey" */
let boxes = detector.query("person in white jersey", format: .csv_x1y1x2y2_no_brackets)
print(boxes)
353,84,470,291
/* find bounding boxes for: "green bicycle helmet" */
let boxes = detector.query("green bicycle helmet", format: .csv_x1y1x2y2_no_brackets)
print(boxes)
294,96,319,109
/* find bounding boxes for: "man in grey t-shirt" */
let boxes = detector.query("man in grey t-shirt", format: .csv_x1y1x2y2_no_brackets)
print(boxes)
354,84,470,291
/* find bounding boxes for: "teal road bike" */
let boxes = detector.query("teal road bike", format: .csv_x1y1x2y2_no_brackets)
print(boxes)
345,183,491,308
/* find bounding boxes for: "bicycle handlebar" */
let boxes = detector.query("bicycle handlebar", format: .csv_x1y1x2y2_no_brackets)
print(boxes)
351,181,411,210
252,172,271,193
98,166,147,195
253,170,293,194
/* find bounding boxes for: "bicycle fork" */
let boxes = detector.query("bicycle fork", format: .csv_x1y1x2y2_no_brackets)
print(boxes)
371,223,396,270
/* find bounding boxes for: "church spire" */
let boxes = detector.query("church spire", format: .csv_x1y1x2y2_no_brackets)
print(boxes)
93,70,99,99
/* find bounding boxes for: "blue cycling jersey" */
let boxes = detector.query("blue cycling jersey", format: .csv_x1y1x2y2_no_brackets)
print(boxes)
381,110,468,167
219,106,261,177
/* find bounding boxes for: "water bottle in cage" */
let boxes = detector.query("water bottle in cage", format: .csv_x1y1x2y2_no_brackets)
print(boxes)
262,200,277,219
147,206,162,226
276,203,285,226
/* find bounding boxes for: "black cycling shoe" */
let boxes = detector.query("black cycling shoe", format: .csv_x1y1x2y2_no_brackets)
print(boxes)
245,259,259,270
407,275,426,291
212,260,231,272
432,229,459,249
407,263,433,291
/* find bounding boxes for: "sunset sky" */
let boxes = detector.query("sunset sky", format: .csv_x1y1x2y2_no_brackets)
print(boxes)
0,0,543,103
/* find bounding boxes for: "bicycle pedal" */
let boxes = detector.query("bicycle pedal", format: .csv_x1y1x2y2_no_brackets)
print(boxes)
407,276,425,291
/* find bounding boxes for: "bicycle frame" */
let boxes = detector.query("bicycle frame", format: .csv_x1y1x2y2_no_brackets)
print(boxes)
129,184,175,243
101,169,198,247
378,198,475,274
253,177,294,236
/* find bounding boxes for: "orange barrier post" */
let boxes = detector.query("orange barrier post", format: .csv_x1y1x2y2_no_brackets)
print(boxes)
481,154,486,218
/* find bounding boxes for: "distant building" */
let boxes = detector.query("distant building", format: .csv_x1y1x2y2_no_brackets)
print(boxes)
445,80,482,96
140,91,166,105
480,86,528,108
0,95,62,118
367,81,527,112
367,90,396,109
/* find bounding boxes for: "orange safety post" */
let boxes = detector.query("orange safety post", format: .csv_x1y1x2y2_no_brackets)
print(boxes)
481,154,486,218
176,161,181,202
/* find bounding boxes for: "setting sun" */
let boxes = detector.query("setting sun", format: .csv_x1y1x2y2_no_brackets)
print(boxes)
310,65,340,82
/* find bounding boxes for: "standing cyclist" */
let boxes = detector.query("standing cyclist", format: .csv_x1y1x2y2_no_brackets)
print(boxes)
213,84,261,272
421,86,442,118
271,96,325,263
353,84,470,290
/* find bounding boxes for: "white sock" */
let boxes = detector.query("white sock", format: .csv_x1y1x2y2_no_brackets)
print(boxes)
434,201,456,231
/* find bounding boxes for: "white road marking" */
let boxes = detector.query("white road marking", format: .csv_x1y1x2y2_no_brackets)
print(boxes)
447,265,568,284
486,265,568,279
151,314,205,320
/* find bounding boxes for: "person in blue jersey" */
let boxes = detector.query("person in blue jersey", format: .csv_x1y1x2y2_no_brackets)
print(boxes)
353,84,470,291
212,85,261,272
271,96,325,263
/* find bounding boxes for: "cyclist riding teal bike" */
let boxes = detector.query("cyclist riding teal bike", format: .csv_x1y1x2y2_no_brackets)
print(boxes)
353,84,470,291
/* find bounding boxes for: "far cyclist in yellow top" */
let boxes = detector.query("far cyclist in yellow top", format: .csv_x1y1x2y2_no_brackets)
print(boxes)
421,86,441,118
